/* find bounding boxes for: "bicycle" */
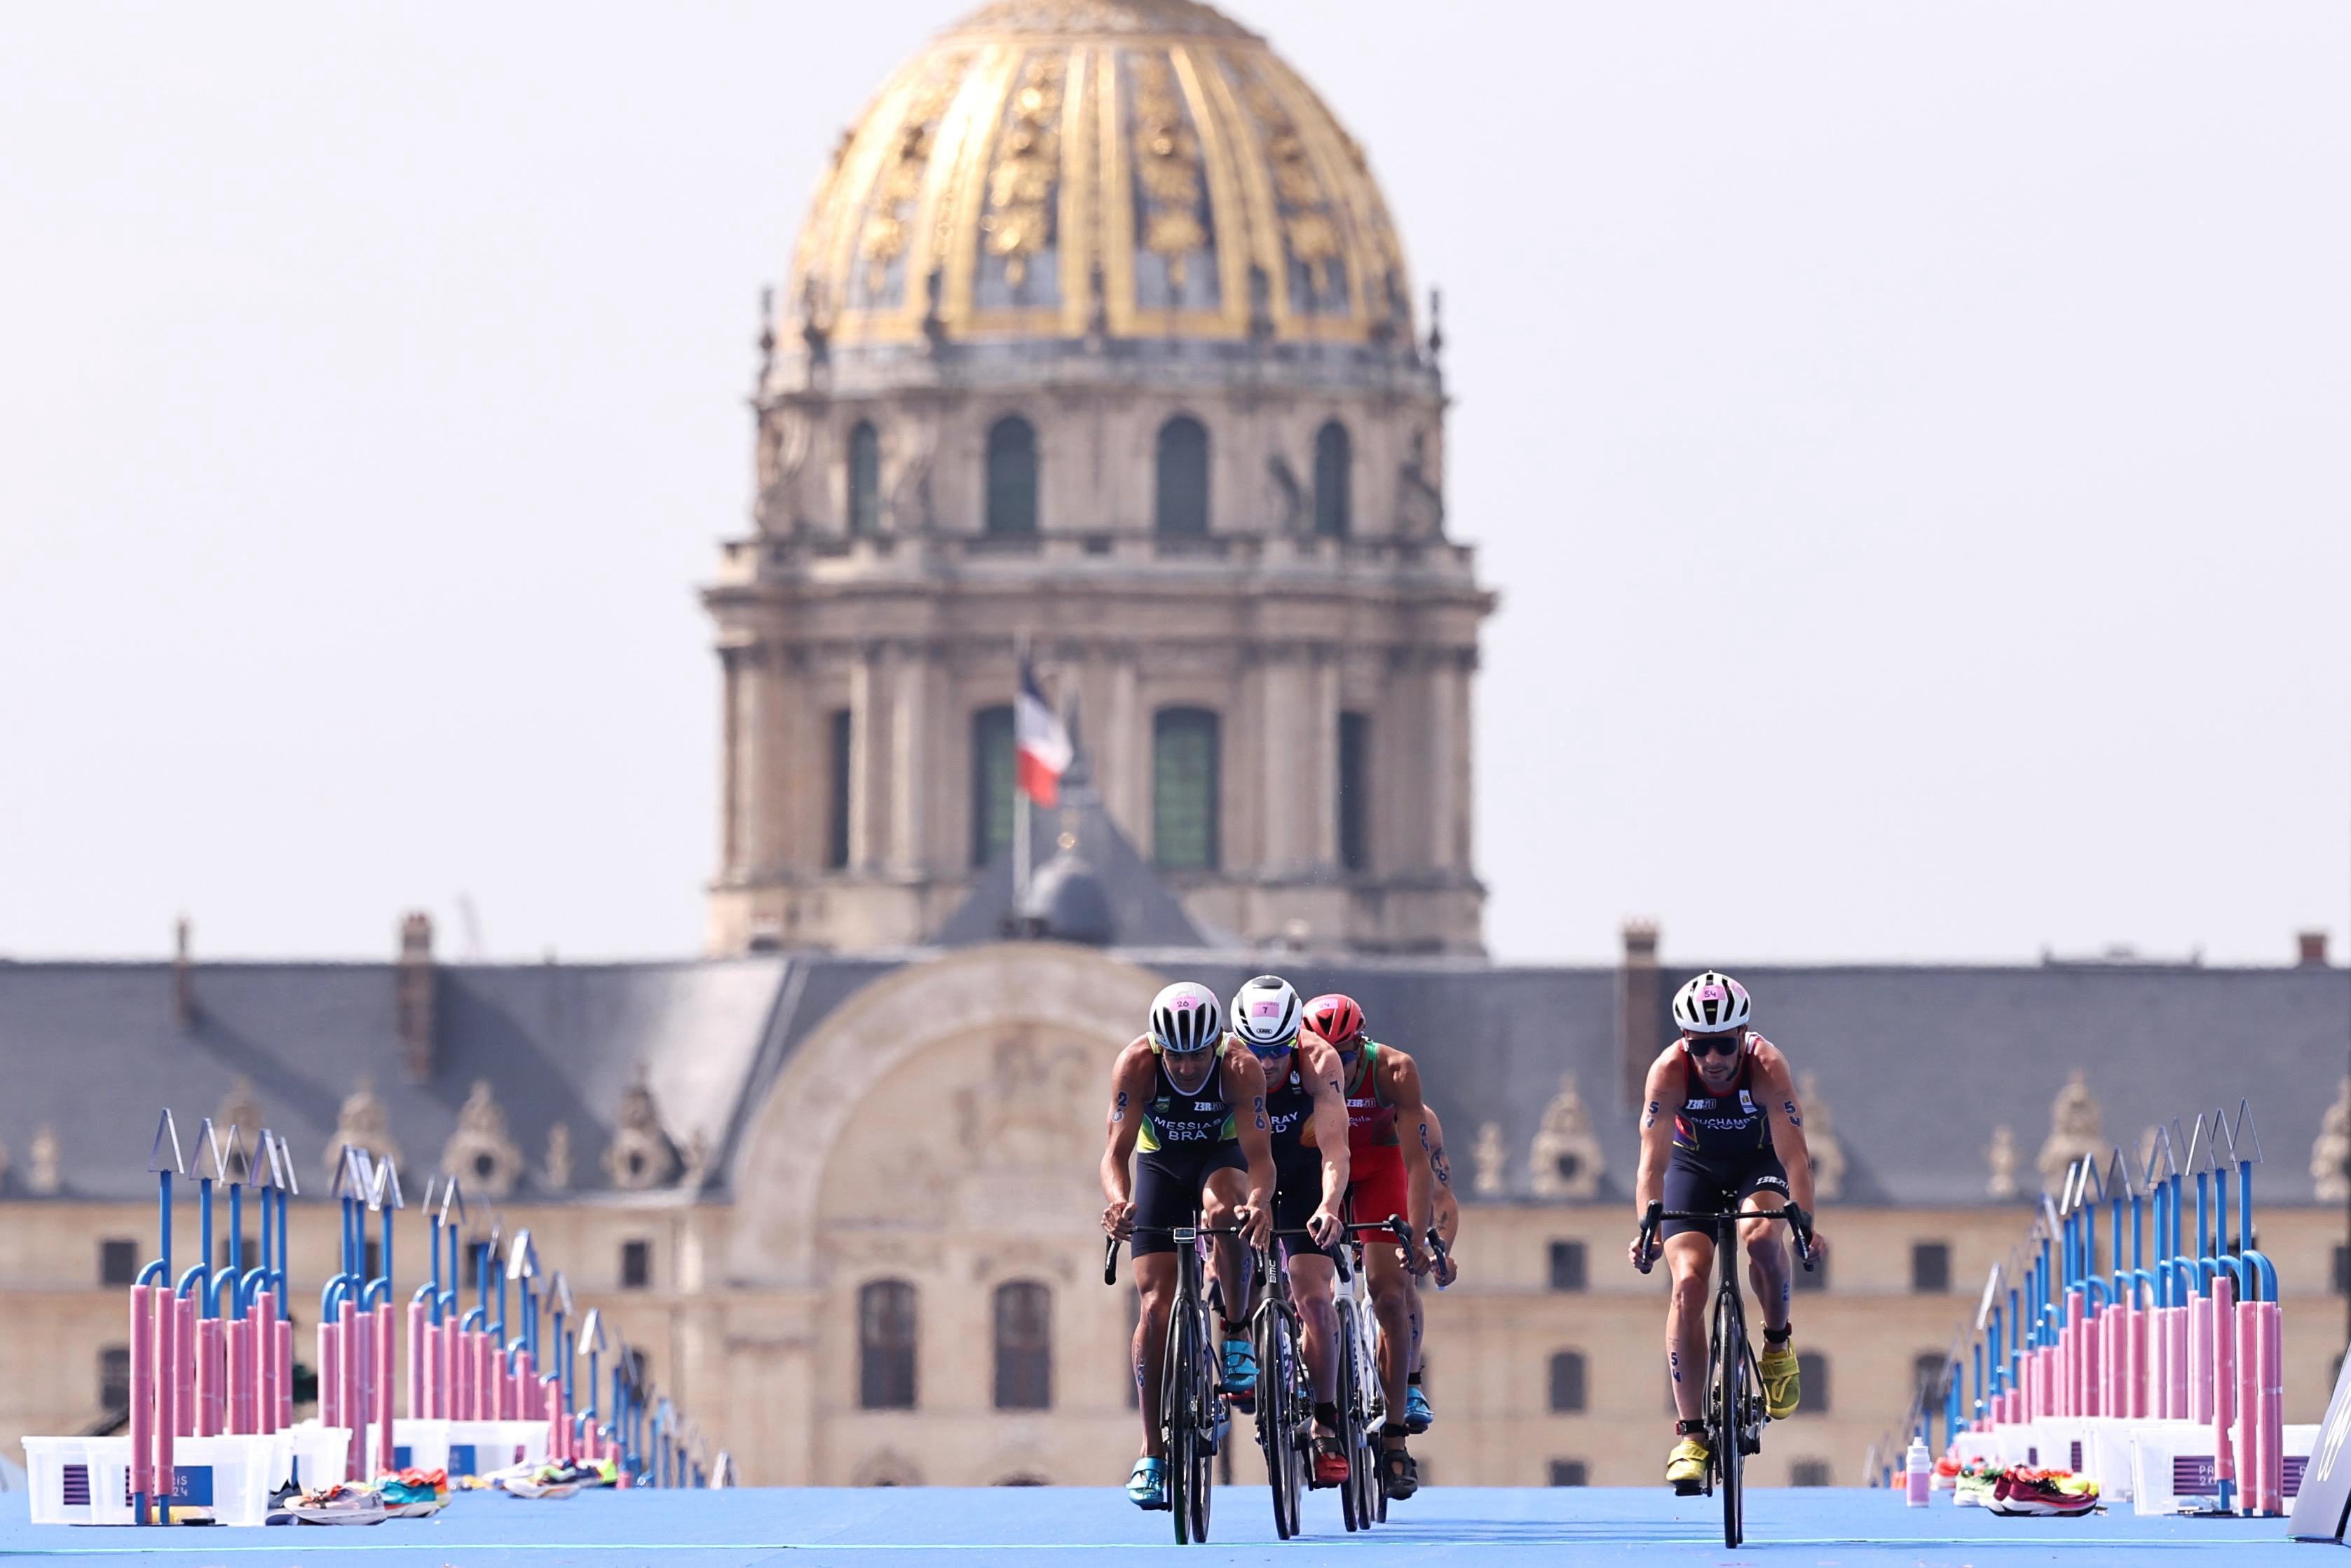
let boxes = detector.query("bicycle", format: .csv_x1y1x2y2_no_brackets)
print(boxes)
1335,1215,1412,1532
1104,1219,1243,1546
1251,1229,1317,1539
1635,1199,1815,1549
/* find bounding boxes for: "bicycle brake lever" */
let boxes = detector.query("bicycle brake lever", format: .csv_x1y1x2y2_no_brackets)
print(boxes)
1103,1234,1120,1286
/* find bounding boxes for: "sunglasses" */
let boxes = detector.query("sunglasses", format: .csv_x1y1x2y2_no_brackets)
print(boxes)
1686,1033,1743,1058
1246,1035,1297,1061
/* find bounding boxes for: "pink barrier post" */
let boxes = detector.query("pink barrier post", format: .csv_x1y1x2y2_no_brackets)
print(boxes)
255,1292,278,1433
2260,1301,2284,1514
176,1297,196,1437
196,1315,224,1436
156,1287,177,1492
339,1297,363,1481
2126,1300,2144,1417
128,1286,154,1519
2081,1307,2101,1416
2039,1344,2057,1417
482,1335,502,1420
407,1302,426,1421
2235,1297,2261,1513
544,1377,564,1461
2210,1272,2235,1499
2188,1294,2213,1425
2166,1304,2189,1417
226,1313,247,1436
374,1302,395,1478
319,1321,341,1429
275,1317,294,1430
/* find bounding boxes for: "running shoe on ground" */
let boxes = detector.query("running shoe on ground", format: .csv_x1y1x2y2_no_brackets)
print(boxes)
1403,1384,1433,1433
376,1468,449,1518
1758,1341,1801,1419
1665,1434,1712,1495
1953,1464,1998,1508
1311,1429,1350,1489
1126,1457,1169,1510
284,1483,389,1525
1989,1468,2097,1518
1220,1337,1258,1412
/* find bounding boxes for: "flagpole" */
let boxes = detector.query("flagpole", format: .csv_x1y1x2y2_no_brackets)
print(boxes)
1012,636,1033,914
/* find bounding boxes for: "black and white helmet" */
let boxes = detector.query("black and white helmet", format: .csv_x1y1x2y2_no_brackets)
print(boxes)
1150,981,1224,1054
1671,971,1752,1035
1228,974,1304,1051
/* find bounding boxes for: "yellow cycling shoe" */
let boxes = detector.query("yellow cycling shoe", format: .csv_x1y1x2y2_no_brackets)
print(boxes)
1665,1431,1712,1495
1759,1340,1801,1419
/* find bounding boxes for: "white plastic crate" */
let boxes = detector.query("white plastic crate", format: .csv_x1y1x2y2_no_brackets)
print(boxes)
23,1436,132,1526
281,1421,353,1491
2131,1421,2226,1515
441,1419,540,1478
390,1417,451,1475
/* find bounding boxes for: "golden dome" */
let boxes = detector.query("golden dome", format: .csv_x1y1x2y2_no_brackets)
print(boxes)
784,0,1414,353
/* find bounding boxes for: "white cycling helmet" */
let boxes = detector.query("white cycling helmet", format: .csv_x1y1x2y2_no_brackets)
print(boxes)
1229,974,1303,1053
1671,971,1752,1035
1149,981,1224,1054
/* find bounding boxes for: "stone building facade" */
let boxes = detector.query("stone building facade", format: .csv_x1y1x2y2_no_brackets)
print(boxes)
704,0,1492,957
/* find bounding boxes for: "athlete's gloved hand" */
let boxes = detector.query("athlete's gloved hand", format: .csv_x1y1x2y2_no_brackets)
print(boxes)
1781,1203,1817,1267
1306,1201,1342,1250
1630,1200,1664,1274
1236,1201,1272,1250
1103,1199,1136,1240
1400,1235,1433,1279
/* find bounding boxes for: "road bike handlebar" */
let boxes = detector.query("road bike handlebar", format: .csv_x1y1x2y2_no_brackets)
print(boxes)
1102,1224,1245,1285
1633,1200,1815,1275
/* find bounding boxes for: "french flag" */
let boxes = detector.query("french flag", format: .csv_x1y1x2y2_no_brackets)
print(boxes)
1015,659,1073,807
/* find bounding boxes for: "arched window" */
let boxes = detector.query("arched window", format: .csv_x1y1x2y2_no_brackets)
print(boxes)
993,1280,1052,1410
1337,710,1371,872
1912,1351,1952,1405
985,416,1039,536
1313,420,1351,537
1796,1351,1829,1414
1154,416,1210,537
971,705,1016,868
858,1279,918,1410
1152,709,1220,871
847,421,881,535
1547,1350,1587,1414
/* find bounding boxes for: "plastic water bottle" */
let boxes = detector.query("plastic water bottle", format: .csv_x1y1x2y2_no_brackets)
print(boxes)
1905,1436,1932,1506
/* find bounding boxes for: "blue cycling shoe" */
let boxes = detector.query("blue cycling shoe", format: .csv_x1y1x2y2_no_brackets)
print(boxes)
1220,1337,1259,1412
1126,1457,1168,1510
1404,1385,1433,1433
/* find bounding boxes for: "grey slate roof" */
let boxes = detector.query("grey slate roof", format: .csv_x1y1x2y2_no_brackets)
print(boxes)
1,949,2342,1210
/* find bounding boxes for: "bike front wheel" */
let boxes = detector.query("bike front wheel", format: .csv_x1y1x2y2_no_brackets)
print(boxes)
1164,1301,1197,1543
1714,1288,1745,1549
1257,1305,1303,1538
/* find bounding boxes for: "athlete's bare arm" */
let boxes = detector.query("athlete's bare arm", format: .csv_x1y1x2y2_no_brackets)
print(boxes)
1382,1047,1436,1274
1630,1045,1684,1267
1099,1039,1158,1237
1296,1029,1351,1243
1750,1042,1819,1217
1221,1042,1276,1248
1424,1104,1460,1285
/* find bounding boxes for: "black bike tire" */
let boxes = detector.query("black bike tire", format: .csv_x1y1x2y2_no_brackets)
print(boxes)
1190,1302,1216,1543
1255,1304,1290,1540
1367,1305,1389,1525
1273,1307,1306,1537
1717,1286,1744,1550
1165,1300,1194,1544
1335,1311,1365,1532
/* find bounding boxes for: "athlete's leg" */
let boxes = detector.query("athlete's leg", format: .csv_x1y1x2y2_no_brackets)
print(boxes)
1663,1230,1715,1425
1201,1164,1257,1403
1739,1188,1792,1335
1288,1253,1339,1402
1365,1239,1412,1431
1133,1250,1178,1458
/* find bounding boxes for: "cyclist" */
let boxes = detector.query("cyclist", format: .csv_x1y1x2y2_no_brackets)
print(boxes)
1102,979,1276,1510
1302,993,1434,1501
1626,971,1822,1494
1225,974,1352,1487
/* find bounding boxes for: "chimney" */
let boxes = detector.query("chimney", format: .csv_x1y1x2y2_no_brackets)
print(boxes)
1618,919,1661,1107
2299,929,2331,968
172,915,195,1029
397,912,437,1082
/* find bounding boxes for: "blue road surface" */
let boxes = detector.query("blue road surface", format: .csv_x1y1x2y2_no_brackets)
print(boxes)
0,1486,2309,1566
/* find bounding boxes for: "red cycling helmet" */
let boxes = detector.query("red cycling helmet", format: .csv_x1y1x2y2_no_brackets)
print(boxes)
1305,993,1366,1049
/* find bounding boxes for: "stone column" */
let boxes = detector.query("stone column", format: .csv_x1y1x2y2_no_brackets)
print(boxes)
1309,648,1341,868
890,645,932,877
848,643,889,871
718,645,749,879
1425,650,1464,873
1256,650,1311,877
1105,650,1143,838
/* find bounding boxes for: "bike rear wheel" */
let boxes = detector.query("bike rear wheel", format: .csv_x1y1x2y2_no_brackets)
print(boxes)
1715,1286,1745,1550
1187,1302,1217,1543
1334,1312,1368,1532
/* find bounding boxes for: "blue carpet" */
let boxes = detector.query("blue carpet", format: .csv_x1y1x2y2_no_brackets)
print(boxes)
0,1486,2310,1566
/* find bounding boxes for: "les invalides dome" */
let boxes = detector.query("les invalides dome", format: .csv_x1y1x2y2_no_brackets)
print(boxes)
705,0,1492,957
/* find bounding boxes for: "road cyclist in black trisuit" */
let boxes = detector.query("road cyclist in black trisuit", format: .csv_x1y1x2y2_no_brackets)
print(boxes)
1224,974,1353,1489
1100,980,1275,1509
1628,971,1826,1492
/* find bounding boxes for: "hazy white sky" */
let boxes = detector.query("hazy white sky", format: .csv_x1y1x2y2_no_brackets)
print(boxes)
3,3,2345,967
